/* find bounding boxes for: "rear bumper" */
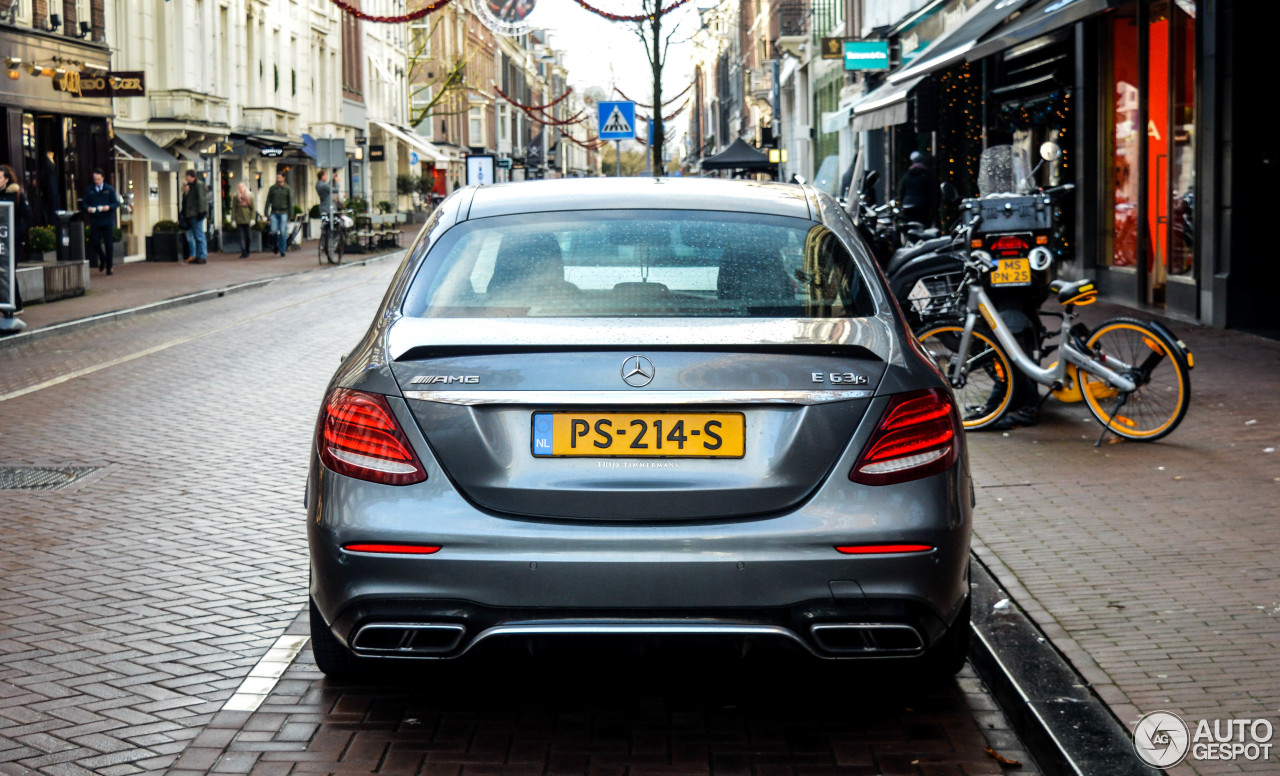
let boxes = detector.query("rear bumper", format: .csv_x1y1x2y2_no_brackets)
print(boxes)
306,456,972,661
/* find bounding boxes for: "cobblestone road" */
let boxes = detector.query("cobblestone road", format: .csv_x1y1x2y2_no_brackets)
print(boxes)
0,260,1036,776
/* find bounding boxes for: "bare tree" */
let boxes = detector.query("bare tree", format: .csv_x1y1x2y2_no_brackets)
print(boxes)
406,16,479,128
629,0,687,177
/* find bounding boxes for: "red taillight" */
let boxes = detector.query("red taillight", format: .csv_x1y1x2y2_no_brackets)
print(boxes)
318,388,427,486
835,544,934,555
850,388,960,486
989,235,1029,255
343,544,441,554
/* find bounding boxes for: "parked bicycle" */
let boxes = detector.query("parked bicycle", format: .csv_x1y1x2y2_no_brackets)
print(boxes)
915,215,1194,444
318,212,348,265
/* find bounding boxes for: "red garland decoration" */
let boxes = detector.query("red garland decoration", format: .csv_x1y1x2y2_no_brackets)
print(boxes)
493,84,574,112
638,98,688,124
614,80,693,109
570,0,692,23
329,0,453,23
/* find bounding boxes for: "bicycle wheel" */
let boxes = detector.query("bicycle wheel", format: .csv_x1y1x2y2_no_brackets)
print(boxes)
1079,317,1190,441
334,228,345,265
318,226,329,264
916,323,1015,430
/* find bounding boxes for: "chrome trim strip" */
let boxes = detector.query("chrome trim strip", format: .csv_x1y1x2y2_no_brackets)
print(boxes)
467,623,817,656
402,389,873,406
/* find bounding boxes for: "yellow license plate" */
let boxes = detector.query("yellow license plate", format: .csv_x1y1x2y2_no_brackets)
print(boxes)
990,257,1031,286
531,412,745,458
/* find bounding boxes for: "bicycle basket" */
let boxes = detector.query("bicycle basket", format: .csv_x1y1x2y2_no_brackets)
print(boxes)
907,272,964,321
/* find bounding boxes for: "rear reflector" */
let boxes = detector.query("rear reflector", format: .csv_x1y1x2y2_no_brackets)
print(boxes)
835,544,934,555
850,388,960,486
343,544,441,555
319,388,427,486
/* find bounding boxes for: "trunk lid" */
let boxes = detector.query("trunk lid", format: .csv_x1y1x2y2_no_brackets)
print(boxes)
392,346,886,521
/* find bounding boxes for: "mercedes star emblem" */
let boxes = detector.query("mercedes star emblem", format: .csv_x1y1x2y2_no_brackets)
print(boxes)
621,355,655,388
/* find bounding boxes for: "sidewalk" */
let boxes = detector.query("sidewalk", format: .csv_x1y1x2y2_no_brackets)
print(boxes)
6,227,416,335
968,301,1280,775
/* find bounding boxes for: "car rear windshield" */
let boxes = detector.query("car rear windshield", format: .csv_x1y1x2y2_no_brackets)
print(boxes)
401,210,876,319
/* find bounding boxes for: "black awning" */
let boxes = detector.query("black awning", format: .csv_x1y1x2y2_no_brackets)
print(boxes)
967,0,1122,63
887,0,1038,84
114,131,181,173
700,138,773,171
851,75,925,131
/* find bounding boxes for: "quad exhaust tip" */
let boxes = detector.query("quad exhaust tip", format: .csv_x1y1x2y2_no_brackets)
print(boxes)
810,623,925,654
351,623,466,654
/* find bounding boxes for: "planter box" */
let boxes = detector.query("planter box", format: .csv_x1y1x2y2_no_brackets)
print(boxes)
15,264,45,303
309,219,321,239
43,260,89,301
146,232,185,262
36,250,57,263
113,240,125,260
249,230,264,252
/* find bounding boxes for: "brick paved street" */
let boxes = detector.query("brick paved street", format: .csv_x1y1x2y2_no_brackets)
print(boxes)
0,260,1039,776
967,302,1280,775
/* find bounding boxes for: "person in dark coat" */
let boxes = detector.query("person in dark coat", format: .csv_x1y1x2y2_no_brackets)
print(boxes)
83,169,121,274
898,151,938,227
0,164,31,312
181,169,209,264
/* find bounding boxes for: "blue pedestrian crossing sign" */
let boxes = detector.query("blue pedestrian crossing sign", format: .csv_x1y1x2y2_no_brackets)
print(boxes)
597,101,636,140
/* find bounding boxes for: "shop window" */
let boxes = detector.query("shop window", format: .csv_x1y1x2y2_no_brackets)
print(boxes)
1104,8,1140,270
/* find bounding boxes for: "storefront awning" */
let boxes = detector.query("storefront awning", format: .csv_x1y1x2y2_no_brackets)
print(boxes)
889,0,1039,83
114,132,181,173
966,0,1124,63
373,122,447,165
852,75,926,131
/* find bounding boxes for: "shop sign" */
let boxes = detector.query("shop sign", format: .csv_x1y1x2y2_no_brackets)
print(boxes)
52,69,81,96
369,145,386,162
843,41,890,71
820,38,848,60
77,71,146,99
260,147,285,158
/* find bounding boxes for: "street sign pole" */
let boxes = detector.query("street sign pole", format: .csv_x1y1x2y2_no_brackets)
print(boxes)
616,140,621,178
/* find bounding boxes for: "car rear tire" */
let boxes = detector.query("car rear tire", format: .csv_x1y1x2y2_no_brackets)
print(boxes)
309,598,363,679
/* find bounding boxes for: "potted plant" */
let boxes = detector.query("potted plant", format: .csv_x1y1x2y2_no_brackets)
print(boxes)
112,226,125,261
146,220,185,262
376,200,393,215
29,225,57,262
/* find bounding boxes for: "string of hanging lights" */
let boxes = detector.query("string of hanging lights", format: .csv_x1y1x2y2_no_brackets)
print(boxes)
613,80,693,108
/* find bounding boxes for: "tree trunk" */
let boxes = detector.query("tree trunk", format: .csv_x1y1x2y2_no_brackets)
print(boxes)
650,1,664,177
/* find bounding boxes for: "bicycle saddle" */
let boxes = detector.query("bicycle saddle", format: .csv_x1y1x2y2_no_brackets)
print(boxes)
1050,278,1097,305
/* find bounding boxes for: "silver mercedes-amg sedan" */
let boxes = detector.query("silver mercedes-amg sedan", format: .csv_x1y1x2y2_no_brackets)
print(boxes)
307,177,973,680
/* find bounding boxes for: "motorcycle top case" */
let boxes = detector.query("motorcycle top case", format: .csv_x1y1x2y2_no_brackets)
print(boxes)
961,195,1053,234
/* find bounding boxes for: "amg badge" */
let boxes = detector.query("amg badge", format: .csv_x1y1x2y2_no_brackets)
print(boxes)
410,375,480,385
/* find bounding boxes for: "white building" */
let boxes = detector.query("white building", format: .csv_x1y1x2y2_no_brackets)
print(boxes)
107,0,404,254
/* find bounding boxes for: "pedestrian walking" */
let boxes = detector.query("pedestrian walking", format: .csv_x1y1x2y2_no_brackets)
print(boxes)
0,164,30,312
265,173,293,256
899,151,938,227
316,169,334,217
232,182,255,258
83,168,120,275
181,169,208,264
